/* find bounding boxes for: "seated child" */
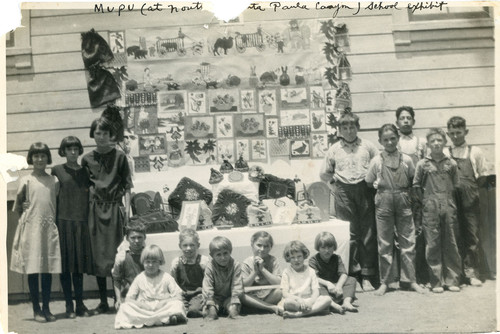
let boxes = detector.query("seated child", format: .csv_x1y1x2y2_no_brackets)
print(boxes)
241,231,282,314
170,228,209,318
279,240,331,319
114,244,186,329
413,128,462,293
112,221,146,311
202,236,243,320
309,232,359,313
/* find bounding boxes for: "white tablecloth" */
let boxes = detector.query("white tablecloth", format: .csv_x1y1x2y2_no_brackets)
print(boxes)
143,219,350,271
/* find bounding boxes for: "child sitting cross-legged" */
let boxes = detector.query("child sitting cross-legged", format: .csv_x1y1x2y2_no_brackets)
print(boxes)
114,245,187,329
309,232,359,314
279,240,331,319
170,228,209,318
241,231,283,315
202,236,243,320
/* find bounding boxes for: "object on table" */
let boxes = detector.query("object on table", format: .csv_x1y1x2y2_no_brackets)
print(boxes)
247,201,273,227
212,189,252,227
219,159,234,173
209,168,224,185
168,177,213,215
248,165,265,182
234,156,249,172
307,182,331,222
178,200,213,231
261,196,297,225
259,174,296,200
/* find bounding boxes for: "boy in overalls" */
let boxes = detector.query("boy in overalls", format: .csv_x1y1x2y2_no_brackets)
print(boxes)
366,124,425,295
447,116,487,287
413,128,462,293
396,106,428,286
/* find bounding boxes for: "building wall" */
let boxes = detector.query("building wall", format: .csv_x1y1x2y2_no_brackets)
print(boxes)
5,7,495,294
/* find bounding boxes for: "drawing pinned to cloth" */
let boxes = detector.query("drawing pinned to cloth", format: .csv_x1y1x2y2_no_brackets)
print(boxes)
81,28,121,107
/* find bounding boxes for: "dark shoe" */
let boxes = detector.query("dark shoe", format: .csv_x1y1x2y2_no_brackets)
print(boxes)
91,302,110,315
43,309,57,322
65,303,76,319
75,305,91,317
65,311,76,319
169,315,178,325
34,310,47,323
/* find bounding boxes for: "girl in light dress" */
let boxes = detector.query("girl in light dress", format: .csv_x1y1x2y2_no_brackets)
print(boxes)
10,142,61,322
279,240,331,318
115,245,187,329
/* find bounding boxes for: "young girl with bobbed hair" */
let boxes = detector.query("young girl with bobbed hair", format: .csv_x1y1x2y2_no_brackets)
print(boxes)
11,142,61,322
279,240,331,318
51,136,93,318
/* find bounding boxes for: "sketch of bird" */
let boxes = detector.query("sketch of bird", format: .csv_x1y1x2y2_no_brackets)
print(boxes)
293,142,308,155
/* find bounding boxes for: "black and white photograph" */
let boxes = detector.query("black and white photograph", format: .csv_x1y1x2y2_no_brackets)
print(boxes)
1,1,497,334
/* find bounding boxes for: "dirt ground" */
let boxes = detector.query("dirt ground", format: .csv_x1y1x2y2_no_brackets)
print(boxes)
7,279,497,334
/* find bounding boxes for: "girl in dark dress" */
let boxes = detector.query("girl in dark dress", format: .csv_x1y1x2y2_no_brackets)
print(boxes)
51,136,93,318
82,109,133,314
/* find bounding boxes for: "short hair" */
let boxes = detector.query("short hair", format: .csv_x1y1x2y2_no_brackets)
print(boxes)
140,244,165,265
90,117,114,139
283,240,310,262
125,220,147,236
447,116,467,129
338,112,360,129
58,136,84,157
378,124,399,139
396,106,415,120
250,231,274,248
314,232,338,251
27,142,52,165
179,228,200,245
426,128,447,143
209,236,232,256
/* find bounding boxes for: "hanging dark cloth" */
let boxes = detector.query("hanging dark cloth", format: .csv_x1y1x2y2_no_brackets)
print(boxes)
81,28,121,108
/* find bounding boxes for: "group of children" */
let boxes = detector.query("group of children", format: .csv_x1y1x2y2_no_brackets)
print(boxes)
10,104,489,327
320,107,488,295
113,226,358,328
11,106,133,322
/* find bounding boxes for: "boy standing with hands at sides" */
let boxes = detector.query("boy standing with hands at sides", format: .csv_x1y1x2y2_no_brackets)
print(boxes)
202,236,243,320
447,116,487,287
319,111,379,291
170,229,209,318
112,221,146,311
413,128,462,293
365,124,426,296
395,106,428,286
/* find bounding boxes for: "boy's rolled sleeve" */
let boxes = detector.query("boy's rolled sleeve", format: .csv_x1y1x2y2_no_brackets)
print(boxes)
319,151,335,184
413,161,424,188
230,261,243,305
202,262,216,306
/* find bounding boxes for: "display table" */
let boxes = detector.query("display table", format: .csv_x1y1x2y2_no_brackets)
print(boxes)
145,219,350,270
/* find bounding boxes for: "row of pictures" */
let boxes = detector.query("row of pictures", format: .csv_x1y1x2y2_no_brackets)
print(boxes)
126,108,328,137
131,135,330,172
126,86,336,115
